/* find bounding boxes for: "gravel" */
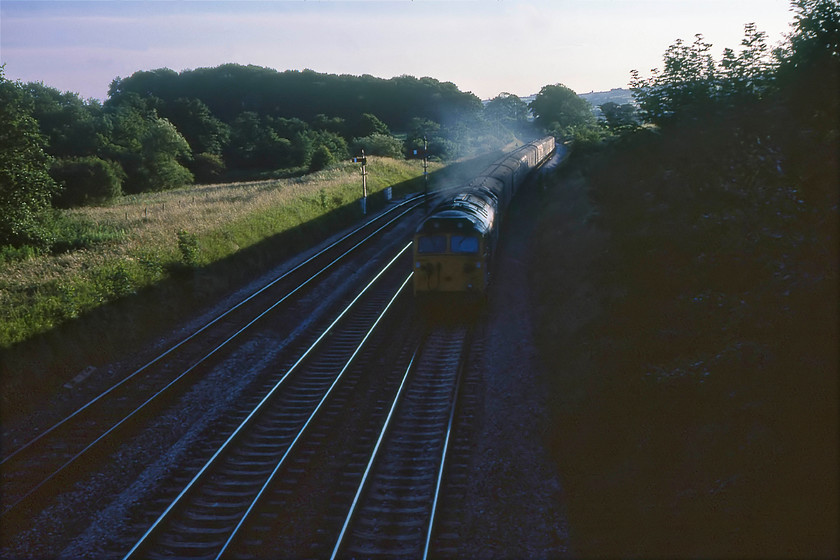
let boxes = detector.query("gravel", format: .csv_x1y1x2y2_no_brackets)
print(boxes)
461,159,573,559
4,168,579,558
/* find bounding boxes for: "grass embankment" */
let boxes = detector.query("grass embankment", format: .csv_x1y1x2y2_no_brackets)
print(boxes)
534,114,838,556
0,157,438,412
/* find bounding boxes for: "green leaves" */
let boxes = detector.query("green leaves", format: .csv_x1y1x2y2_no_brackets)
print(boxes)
630,26,780,124
631,0,839,126
529,83,595,137
0,67,59,248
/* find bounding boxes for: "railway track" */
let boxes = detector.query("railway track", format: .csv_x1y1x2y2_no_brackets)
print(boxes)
331,325,473,560
117,244,416,560
2,174,505,559
0,196,428,556
112,279,477,560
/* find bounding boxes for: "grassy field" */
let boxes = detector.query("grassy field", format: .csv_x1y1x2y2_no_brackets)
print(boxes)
0,156,438,409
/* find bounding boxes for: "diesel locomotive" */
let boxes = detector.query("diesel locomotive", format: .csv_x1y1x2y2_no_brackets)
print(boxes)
412,136,555,297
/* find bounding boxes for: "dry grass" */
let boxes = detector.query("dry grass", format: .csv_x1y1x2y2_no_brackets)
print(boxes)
0,157,435,350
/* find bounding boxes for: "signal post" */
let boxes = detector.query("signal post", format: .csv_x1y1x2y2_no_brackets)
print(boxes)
352,151,368,215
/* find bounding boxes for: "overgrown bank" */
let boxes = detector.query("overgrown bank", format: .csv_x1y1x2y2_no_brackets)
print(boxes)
0,157,436,415
532,102,838,556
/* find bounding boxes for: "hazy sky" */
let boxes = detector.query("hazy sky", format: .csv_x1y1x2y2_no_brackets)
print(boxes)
1,0,795,101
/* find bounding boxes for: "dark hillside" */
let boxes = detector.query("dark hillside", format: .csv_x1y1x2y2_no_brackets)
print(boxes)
533,78,838,556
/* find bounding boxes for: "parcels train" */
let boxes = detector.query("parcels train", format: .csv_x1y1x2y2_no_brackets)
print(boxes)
412,136,555,297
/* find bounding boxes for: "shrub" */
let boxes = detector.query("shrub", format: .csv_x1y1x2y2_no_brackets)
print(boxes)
351,133,404,159
176,229,200,267
308,145,334,173
51,156,124,207
190,152,226,183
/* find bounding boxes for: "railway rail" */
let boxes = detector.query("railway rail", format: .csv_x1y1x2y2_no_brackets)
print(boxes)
331,325,472,560
1,146,550,558
113,270,476,559
118,244,415,560
0,195,427,555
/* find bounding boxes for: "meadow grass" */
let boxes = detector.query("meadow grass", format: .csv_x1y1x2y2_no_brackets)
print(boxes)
0,157,435,352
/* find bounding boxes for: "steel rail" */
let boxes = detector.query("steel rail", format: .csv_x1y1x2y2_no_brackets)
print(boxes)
0,201,422,520
215,274,414,560
1,194,423,468
423,331,468,560
328,329,469,560
121,243,413,560
329,343,421,560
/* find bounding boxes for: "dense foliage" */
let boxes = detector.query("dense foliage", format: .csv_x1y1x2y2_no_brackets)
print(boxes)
0,67,59,250
1,64,546,253
529,83,596,135
109,66,483,131
484,92,532,136
537,0,838,556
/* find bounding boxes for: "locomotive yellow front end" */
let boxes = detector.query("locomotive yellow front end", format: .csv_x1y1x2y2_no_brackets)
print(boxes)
413,223,488,295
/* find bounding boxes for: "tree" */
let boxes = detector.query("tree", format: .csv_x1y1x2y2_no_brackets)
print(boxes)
312,114,347,137
24,81,104,159
225,111,292,170
310,129,349,163
163,97,230,156
529,84,595,136
351,113,390,138
0,67,59,248
600,102,638,130
785,0,840,71
777,0,840,126
111,64,484,136
630,34,719,124
630,23,785,125
101,100,193,193
719,23,777,101
485,93,531,127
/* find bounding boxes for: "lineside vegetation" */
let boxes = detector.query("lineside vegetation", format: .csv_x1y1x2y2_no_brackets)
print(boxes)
533,0,838,555
0,157,435,393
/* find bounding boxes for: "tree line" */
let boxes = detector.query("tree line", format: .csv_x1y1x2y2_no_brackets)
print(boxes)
1,62,599,254
8,0,833,256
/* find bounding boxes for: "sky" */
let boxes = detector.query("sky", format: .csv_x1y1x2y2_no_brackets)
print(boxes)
1,0,796,102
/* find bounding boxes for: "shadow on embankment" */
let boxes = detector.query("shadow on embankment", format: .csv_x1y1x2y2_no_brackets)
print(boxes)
0,153,505,422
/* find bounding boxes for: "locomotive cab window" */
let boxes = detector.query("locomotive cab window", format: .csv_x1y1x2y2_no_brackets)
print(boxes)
450,235,480,254
417,235,446,254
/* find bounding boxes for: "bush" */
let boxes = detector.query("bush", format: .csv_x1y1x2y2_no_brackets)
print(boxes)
51,156,124,207
308,145,334,173
190,152,225,183
176,229,200,267
351,133,404,159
